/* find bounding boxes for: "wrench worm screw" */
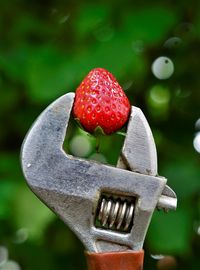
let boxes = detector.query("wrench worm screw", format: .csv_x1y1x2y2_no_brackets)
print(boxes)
97,195,135,232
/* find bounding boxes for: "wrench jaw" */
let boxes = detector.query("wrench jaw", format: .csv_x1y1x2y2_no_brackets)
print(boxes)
20,92,177,254
21,92,75,191
118,106,158,176
117,106,177,212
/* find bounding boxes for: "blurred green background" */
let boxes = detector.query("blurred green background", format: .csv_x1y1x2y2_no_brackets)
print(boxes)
0,0,200,269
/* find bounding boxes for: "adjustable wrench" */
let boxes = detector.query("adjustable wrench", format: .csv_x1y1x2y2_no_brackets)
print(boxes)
21,93,177,270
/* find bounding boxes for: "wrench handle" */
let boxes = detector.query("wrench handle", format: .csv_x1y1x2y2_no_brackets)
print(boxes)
86,250,144,270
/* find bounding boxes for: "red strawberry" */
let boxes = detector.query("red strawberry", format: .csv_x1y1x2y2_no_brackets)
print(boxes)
73,68,131,135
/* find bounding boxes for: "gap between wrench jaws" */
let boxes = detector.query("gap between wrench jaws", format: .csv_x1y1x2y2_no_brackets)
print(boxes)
21,92,177,254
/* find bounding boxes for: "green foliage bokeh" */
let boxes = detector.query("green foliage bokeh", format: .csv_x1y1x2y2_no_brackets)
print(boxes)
0,0,200,269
